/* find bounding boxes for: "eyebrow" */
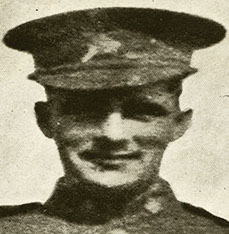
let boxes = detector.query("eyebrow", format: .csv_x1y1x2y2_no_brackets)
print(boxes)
123,98,170,115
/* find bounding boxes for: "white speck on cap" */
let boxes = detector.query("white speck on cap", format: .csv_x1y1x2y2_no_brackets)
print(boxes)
81,45,98,63
82,34,121,63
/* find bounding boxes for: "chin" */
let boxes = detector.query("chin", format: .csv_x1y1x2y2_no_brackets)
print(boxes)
75,172,154,199
81,170,142,188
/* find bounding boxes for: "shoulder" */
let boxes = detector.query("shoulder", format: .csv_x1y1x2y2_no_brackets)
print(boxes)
0,202,76,234
0,202,43,218
181,202,229,226
143,193,229,233
0,203,101,234
178,202,229,232
1,200,229,234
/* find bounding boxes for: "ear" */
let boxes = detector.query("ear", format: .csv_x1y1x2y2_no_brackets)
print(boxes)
34,102,53,138
172,109,193,141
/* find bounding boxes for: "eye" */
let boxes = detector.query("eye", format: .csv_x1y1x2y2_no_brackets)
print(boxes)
60,100,110,120
122,100,169,121
61,101,83,115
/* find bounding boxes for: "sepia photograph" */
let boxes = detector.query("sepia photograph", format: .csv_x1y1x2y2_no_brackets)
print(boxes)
0,0,229,233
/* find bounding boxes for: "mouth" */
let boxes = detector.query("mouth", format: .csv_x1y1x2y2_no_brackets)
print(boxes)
79,150,142,162
78,150,142,170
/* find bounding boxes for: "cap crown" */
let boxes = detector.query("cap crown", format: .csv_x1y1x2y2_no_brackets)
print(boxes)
3,8,226,90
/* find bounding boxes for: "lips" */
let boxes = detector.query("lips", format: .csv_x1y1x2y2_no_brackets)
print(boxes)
79,150,142,162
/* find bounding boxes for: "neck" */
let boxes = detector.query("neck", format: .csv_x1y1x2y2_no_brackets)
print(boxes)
44,176,174,224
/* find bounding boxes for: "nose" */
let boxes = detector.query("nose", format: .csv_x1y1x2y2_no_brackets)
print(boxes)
102,112,126,140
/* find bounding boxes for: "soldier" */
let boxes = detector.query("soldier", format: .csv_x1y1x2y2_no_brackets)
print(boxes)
1,7,228,234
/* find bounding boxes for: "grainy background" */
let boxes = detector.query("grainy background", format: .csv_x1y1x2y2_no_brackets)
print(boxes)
0,0,228,220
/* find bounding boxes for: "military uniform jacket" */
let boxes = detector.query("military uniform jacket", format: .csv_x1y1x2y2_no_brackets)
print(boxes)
1,177,229,234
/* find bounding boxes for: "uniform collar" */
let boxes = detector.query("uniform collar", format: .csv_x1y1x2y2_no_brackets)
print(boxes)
43,177,178,224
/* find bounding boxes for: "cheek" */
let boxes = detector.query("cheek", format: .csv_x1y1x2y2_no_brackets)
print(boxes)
52,116,101,141
123,118,174,140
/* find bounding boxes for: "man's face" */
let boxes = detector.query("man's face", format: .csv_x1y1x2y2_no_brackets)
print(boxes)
39,82,190,188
